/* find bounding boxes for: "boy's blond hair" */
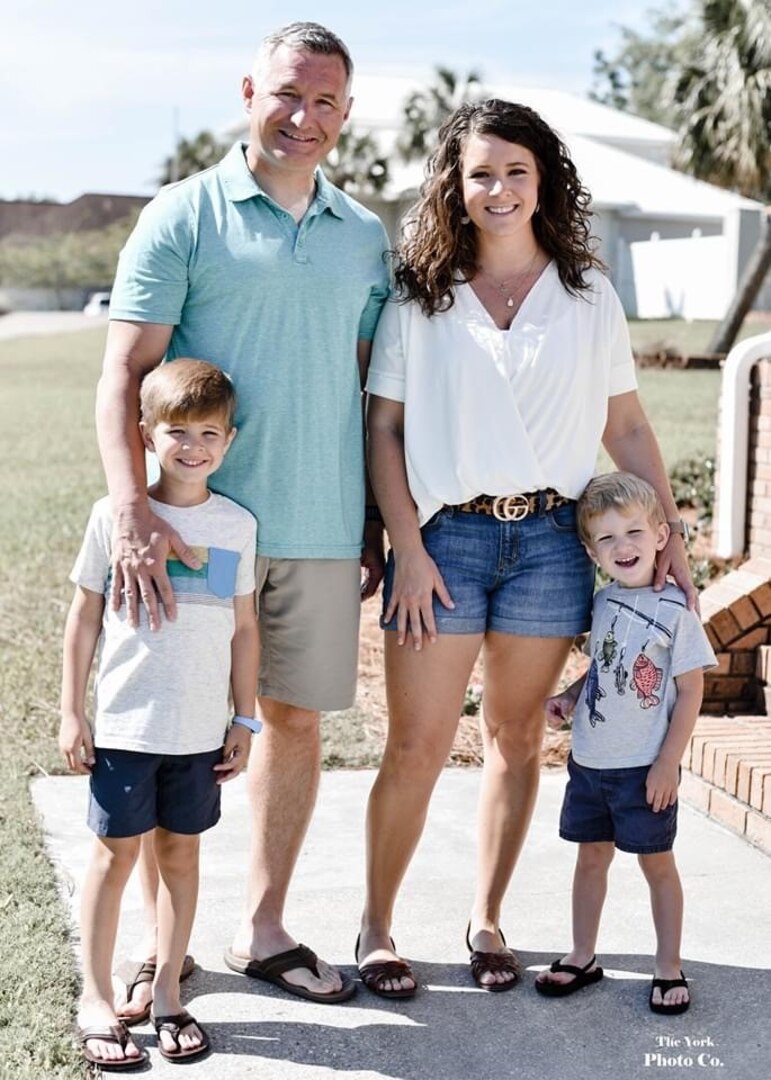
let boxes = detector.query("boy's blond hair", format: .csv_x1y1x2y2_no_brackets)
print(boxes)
140,358,236,430
577,472,666,548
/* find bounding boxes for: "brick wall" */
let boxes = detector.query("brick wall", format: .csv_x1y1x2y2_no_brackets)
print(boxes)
701,353,771,714
682,716,771,855
748,359,771,558
700,558,771,714
683,354,771,851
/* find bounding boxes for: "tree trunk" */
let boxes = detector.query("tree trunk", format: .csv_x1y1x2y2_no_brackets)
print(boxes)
709,208,771,355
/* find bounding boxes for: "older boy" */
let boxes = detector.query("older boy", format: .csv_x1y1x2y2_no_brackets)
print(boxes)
535,472,715,1014
60,360,259,1068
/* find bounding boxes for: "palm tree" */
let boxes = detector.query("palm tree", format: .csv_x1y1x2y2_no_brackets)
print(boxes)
324,129,390,196
158,132,230,186
397,66,484,163
669,0,770,200
664,0,771,353
589,10,689,125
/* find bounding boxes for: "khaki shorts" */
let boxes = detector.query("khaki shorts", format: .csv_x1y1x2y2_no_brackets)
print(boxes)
255,557,361,712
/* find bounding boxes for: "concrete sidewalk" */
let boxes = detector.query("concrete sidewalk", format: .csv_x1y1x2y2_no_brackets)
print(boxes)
34,769,771,1080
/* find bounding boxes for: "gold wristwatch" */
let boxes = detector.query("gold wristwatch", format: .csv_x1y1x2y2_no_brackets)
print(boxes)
667,519,690,542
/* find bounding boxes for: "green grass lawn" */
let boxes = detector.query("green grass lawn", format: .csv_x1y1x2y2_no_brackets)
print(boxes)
630,366,720,469
629,314,771,356
0,328,106,1077
0,321,729,1074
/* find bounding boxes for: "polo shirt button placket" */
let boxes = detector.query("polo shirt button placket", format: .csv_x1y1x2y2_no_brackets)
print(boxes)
295,233,309,265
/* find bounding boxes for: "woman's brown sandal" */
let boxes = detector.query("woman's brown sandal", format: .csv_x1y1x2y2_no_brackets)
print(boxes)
355,934,418,999
466,923,521,992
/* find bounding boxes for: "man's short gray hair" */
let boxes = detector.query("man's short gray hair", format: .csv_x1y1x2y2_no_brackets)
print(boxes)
256,21,353,83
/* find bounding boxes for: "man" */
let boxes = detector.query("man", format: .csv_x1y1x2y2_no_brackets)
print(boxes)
98,22,389,1007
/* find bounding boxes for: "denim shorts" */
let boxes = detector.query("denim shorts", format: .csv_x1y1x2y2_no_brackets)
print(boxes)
559,754,678,854
381,502,594,636
88,747,223,838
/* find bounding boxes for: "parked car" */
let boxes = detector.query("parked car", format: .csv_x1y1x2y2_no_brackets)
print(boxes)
83,291,111,315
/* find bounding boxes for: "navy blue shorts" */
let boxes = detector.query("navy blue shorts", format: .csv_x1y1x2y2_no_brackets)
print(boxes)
381,503,594,637
87,747,223,838
559,754,678,854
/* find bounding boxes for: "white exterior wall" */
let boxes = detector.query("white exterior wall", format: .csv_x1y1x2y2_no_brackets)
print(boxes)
628,234,731,320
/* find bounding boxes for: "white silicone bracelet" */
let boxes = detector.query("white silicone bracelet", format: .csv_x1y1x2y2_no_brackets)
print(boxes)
232,714,263,734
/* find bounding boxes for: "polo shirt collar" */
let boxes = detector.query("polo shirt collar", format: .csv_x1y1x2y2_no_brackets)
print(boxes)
221,142,344,220
312,169,345,220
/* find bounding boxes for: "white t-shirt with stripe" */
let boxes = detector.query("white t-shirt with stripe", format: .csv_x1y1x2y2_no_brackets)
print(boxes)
71,492,256,755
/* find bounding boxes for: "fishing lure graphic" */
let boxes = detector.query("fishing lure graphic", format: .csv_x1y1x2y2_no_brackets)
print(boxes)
584,659,606,728
613,647,628,696
600,624,618,671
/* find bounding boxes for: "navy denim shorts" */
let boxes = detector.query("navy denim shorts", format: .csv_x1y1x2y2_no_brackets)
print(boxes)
88,747,223,838
559,754,678,854
381,502,594,636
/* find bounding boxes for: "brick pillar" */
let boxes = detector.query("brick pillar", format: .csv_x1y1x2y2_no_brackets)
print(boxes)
748,359,771,559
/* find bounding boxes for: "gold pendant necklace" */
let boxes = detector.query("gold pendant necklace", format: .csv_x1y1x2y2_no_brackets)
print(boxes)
478,251,542,310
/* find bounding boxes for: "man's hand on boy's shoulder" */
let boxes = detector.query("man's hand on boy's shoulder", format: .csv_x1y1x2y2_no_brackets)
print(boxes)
58,713,95,774
111,503,202,630
214,724,253,784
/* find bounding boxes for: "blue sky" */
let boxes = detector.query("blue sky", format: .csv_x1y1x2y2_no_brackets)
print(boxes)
1,0,659,202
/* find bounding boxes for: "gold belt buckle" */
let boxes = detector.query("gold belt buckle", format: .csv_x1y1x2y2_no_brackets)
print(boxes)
492,494,530,522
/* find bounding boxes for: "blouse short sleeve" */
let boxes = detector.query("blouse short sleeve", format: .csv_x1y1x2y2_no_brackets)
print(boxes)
605,280,638,398
366,296,406,403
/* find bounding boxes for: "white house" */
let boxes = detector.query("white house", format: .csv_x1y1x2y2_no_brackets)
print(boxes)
230,75,768,320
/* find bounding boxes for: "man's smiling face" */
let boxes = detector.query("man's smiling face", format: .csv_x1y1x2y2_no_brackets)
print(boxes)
242,44,352,180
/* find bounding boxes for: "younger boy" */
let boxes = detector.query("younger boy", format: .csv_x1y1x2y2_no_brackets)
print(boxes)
535,471,715,1014
59,359,260,1069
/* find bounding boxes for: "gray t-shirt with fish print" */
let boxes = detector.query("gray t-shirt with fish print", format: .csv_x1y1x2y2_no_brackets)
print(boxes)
571,581,716,769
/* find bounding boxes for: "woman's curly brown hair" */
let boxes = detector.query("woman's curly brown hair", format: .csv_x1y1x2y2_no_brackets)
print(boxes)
394,98,603,316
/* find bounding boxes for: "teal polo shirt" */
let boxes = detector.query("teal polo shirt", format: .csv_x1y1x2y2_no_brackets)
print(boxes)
111,142,390,558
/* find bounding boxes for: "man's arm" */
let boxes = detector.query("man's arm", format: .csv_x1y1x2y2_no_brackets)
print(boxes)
96,320,201,629
358,337,386,600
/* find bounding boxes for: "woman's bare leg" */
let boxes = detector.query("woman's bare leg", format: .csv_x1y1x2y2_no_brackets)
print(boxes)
469,633,573,986
359,631,483,991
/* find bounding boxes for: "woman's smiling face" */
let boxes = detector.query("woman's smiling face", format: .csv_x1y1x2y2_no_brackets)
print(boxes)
461,133,540,241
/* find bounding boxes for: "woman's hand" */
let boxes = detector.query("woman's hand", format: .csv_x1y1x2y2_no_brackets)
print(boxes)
654,533,698,611
386,544,454,650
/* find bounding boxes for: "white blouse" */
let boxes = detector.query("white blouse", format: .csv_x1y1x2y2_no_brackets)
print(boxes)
366,263,638,525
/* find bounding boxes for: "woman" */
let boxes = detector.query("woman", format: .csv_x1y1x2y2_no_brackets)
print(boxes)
356,99,695,998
